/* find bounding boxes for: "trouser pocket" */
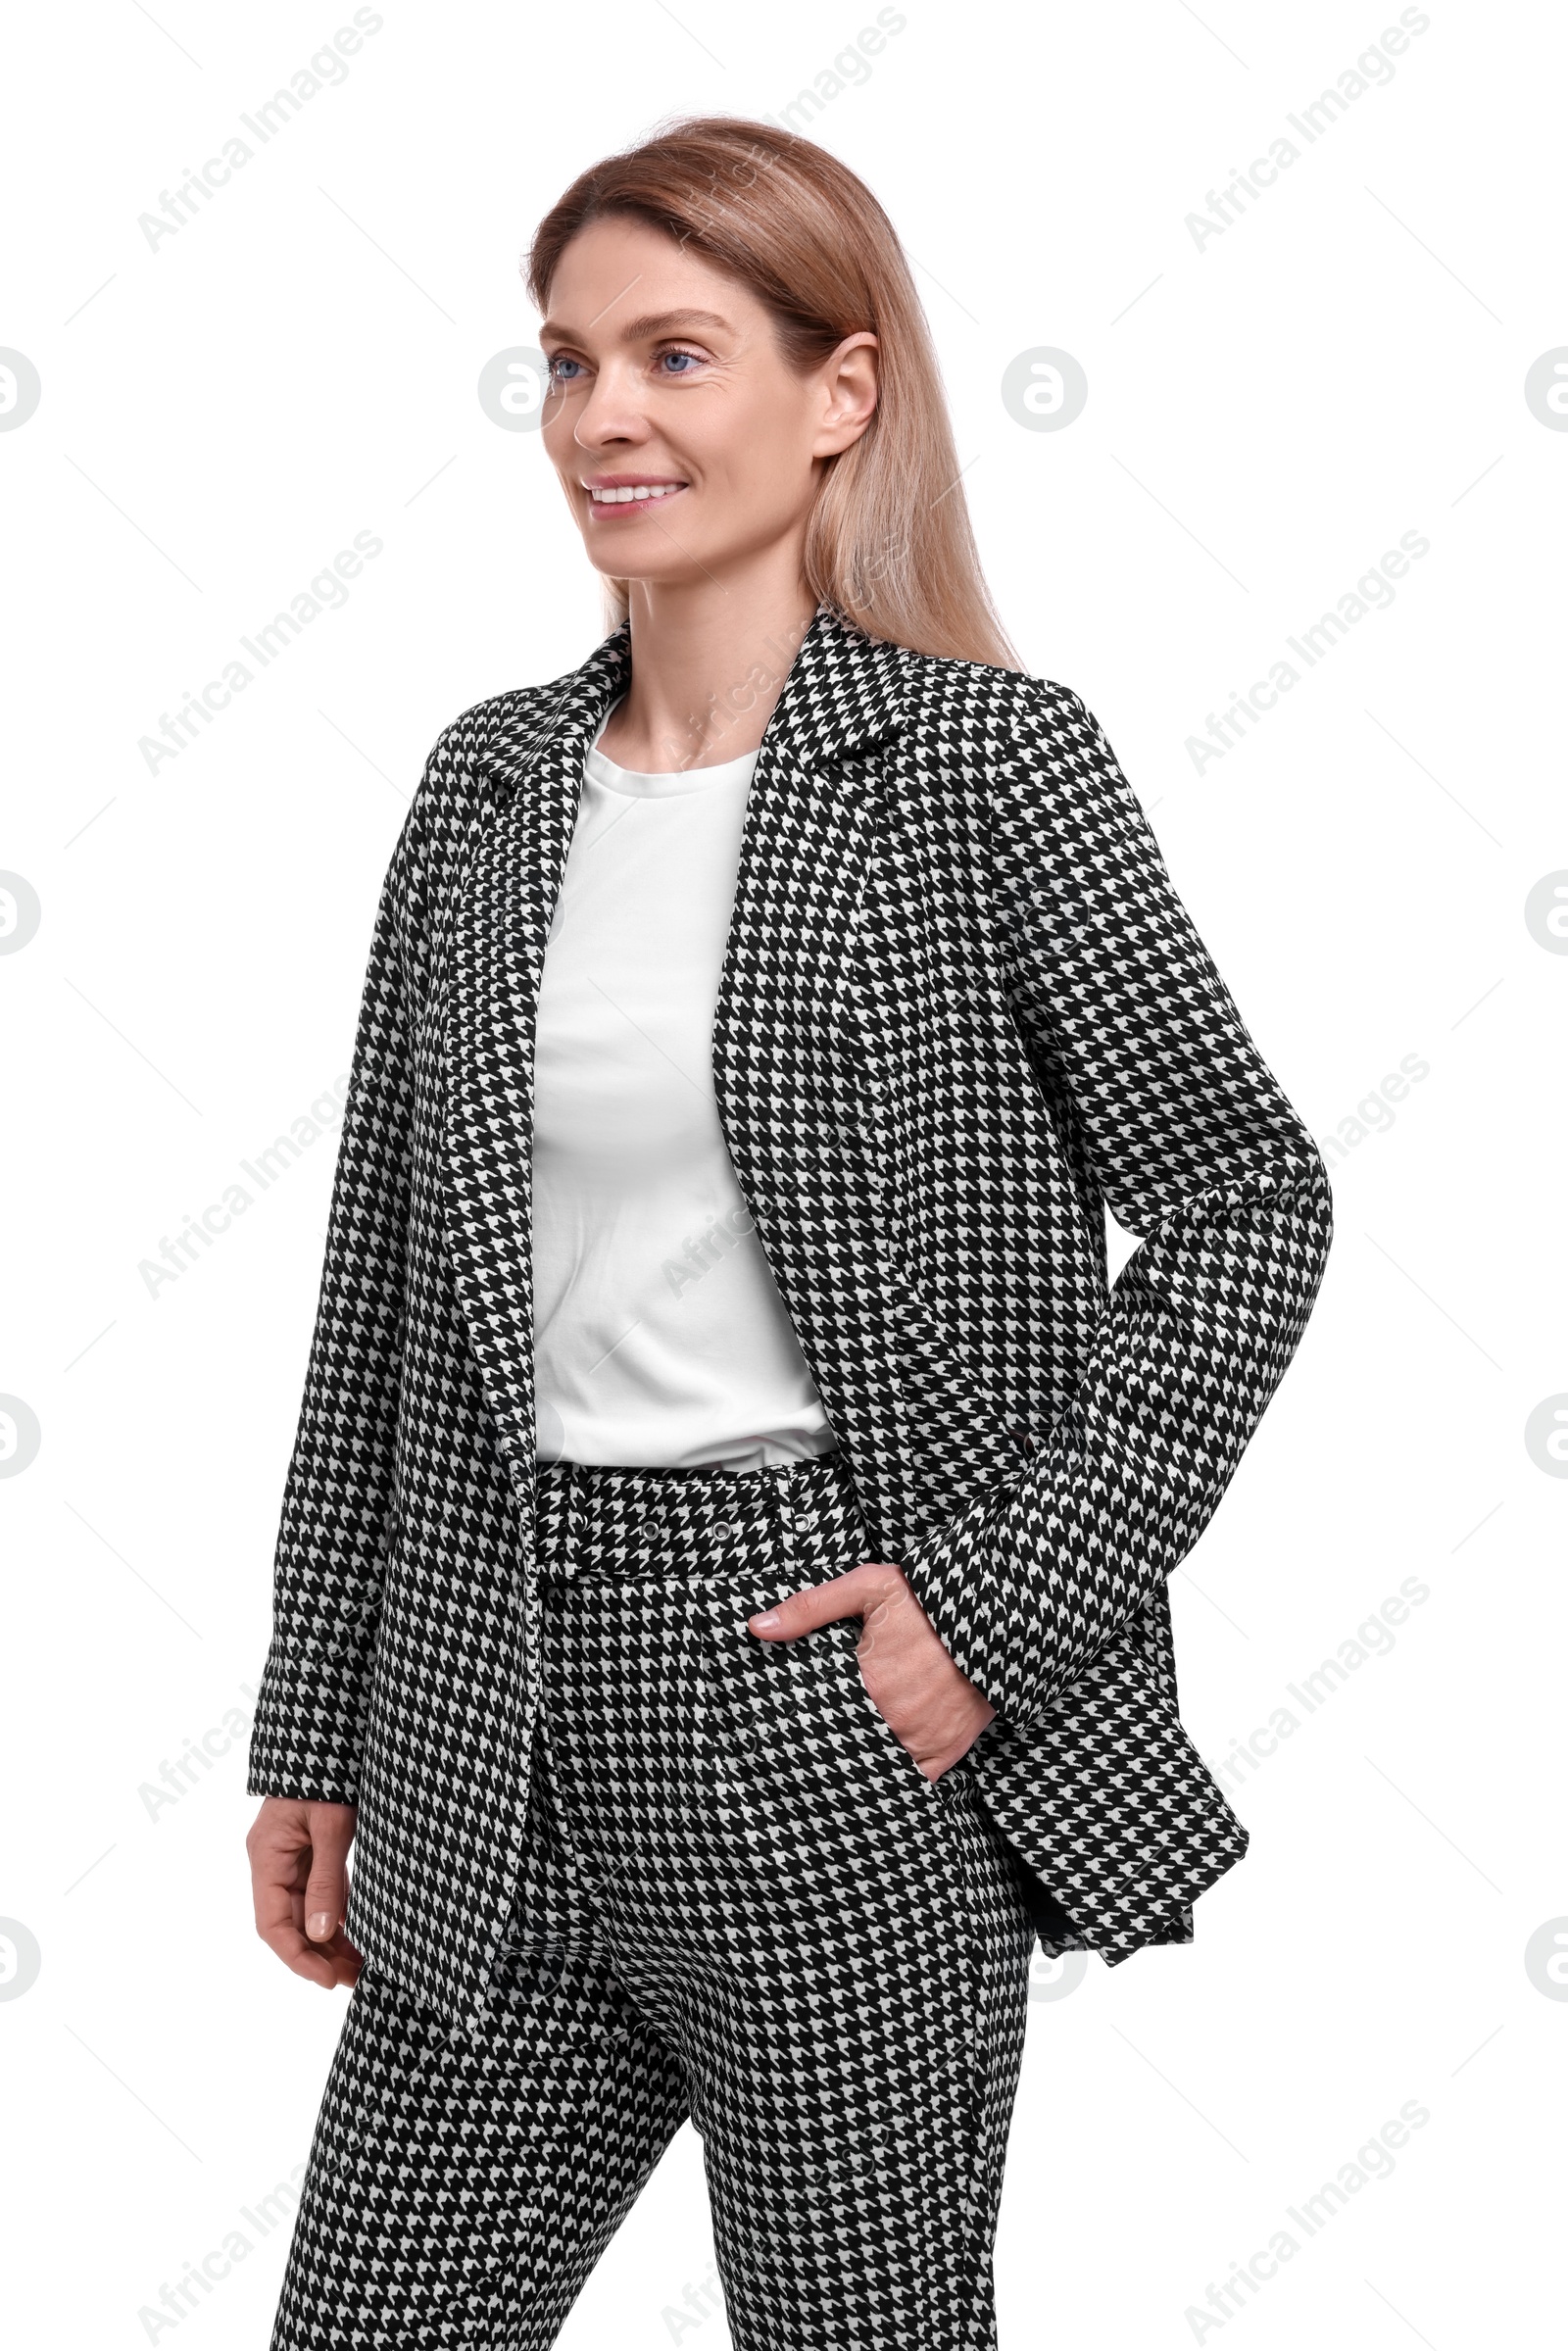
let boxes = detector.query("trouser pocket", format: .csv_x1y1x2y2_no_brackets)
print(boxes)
808,1608,972,1805
694,1569,968,1824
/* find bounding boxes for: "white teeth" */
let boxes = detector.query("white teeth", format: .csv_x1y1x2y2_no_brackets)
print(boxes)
588,482,686,503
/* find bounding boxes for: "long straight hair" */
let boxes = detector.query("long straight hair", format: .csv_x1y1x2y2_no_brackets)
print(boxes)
524,115,1023,670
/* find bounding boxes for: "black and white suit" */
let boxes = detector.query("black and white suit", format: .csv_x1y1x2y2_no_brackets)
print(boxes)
247,598,1333,2019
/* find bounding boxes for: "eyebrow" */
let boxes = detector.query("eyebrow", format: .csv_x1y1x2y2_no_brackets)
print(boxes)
538,307,733,344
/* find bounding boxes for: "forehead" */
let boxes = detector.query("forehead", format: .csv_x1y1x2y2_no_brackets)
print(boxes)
540,217,750,339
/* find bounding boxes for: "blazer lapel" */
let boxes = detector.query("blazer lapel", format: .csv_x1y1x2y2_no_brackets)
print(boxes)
439,623,631,1504
709,607,926,1551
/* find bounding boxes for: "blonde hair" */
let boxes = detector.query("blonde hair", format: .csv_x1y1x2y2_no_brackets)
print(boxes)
525,114,1023,670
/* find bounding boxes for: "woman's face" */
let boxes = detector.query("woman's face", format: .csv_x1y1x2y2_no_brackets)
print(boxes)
538,214,876,598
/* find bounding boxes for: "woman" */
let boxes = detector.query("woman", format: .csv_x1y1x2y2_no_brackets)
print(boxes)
246,115,1333,2350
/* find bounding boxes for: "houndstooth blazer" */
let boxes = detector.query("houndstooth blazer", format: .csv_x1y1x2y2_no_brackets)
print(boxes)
247,599,1333,2021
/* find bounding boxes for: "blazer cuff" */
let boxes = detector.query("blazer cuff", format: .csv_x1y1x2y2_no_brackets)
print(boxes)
245,1633,372,1806
899,1481,1053,1730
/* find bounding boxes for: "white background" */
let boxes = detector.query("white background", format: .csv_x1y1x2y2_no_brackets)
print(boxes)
3,1,1564,2343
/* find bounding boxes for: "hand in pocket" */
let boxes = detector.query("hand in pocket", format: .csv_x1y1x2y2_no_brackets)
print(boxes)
749,1562,996,1780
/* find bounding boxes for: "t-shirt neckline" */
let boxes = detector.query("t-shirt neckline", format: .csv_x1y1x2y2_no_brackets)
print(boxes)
586,696,760,799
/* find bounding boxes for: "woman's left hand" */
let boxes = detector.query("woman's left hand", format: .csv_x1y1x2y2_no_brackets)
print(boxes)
748,1563,996,1780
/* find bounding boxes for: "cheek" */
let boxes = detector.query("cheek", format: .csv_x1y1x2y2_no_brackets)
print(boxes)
695,416,815,524
541,402,581,467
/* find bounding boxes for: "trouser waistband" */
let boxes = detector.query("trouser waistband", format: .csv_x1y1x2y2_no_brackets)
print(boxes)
533,1448,862,1583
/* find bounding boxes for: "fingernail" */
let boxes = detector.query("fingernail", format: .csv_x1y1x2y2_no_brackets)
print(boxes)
750,1609,781,1630
307,1911,333,1940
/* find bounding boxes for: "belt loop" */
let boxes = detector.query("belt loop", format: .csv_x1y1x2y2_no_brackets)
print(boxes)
563,1461,584,1575
767,1470,795,1569
533,1463,552,1573
540,1461,566,1575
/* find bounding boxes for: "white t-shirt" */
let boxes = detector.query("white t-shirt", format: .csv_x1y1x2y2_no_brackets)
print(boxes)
529,700,841,1469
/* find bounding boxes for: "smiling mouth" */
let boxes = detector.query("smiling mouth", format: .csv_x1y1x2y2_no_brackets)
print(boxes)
583,481,690,515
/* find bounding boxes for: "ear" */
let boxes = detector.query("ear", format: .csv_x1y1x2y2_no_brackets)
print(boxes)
814,332,879,458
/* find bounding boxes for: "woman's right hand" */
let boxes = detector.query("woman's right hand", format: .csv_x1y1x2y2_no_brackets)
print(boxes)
247,1796,364,1989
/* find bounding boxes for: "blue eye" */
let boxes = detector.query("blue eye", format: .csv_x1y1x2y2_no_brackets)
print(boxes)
544,348,706,385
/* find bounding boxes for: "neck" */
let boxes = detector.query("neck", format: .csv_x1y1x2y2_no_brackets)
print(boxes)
598,569,820,774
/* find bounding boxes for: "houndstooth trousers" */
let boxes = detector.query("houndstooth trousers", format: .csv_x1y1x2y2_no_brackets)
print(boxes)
268,1449,1038,2350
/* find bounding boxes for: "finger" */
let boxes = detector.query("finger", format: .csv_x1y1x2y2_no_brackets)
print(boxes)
747,1561,893,1640
252,1838,343,1986
258,1873,361,1989
294,1925,363,1989
275,1926,353,1988
302,1806,355,1944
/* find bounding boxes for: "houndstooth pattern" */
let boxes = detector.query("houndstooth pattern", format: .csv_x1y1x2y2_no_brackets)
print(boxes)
268,1452,1034,2350
247,600,1333,2016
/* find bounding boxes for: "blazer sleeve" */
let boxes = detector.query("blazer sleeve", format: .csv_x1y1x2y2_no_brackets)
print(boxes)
897,679,1334,1733
245,729,448,1805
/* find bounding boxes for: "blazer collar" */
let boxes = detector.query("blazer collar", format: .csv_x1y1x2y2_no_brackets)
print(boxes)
486,594,911,794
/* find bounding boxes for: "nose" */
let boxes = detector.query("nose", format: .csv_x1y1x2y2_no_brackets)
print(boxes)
565,359,653,453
